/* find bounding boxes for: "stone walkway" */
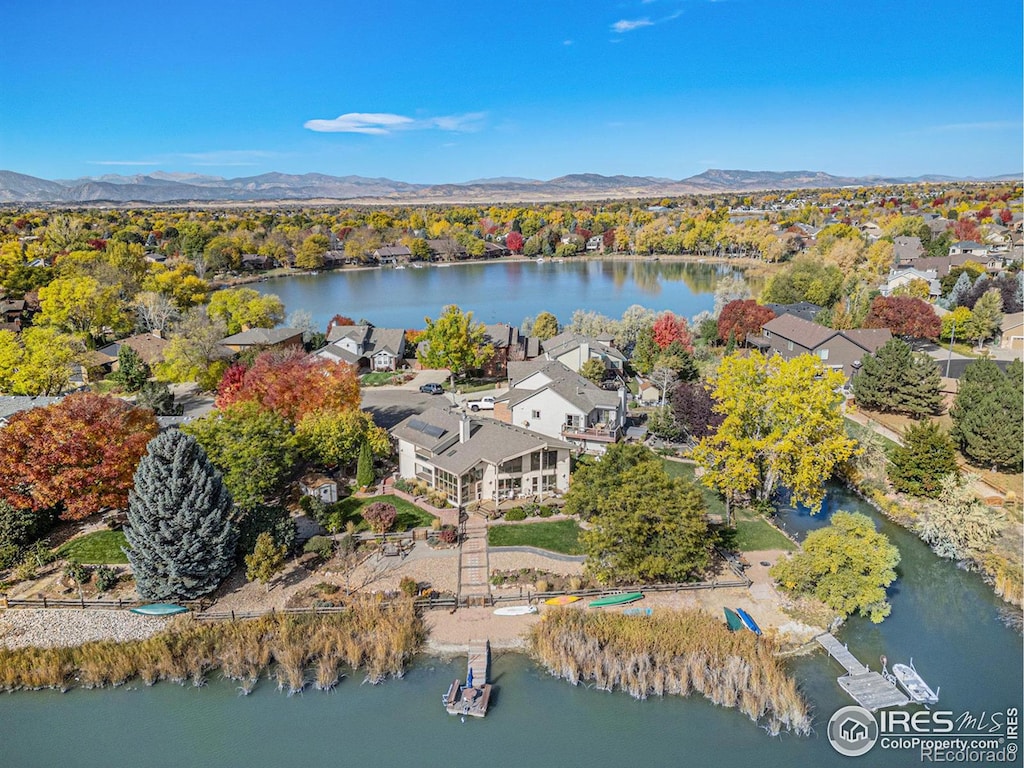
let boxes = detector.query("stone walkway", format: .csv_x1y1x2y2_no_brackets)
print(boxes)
458,515,490,603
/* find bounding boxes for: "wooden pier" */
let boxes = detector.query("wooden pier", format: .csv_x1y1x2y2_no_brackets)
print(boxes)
443,640,492,718
816,633,909,711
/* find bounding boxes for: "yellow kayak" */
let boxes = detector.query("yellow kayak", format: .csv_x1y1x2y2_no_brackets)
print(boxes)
544,595,580,606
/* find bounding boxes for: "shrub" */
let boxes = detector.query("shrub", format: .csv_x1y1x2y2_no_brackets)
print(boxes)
94,565,119,593
438,525,458,545
399,576,418,597
303,535,335,561
393,478,414,494
535,578,550,593
568,576,583,591
538,505,556,518
362,502,397,534
504,507,527,521
63,559,89,585
236,504,298,559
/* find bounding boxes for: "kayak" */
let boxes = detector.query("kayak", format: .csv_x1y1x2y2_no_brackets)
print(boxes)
129,603,188,616
735,607,762,636
544,595,580,606
589,592,643,608
493,605,538,616
723,607,744,632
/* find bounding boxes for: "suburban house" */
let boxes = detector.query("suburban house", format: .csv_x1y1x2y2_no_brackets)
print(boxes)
541,331,626,375
904,252,974,276
878,268,941,298
482,241,509,258
749,314,892,379
373,245,412,265
585,235,604,251
480,323,541,378
763,302,822,323
318,325,407,371
892,236,925,267
496,359,627,452
949,241,990,259
240,253,278,271
426,238,468,261
635,376,664,404
0,299,26,325
392,407,574,507
1000,313,1024,352
220,327,304,354
98,331,170,368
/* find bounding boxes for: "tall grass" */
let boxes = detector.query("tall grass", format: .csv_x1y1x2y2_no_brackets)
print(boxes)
0,598,424,695
529,608,811,736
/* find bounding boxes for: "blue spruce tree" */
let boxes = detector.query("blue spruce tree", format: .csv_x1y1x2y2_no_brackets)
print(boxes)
124,430,236,600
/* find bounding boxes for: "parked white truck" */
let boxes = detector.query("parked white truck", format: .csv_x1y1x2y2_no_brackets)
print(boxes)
464,395,496,412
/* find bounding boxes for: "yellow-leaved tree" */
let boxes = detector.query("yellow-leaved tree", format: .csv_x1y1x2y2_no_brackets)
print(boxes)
691,351,857,514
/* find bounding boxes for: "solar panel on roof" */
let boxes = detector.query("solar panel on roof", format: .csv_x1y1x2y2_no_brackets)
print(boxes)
408,418,427,431
423,424,445,438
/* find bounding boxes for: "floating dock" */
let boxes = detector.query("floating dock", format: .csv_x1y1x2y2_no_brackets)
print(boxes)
816,633,909,711
443,640,492,718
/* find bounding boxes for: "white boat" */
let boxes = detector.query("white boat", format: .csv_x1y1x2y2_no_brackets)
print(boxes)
536,258,545,264
892,660,939,704
394,265,406,270
493,605,538,616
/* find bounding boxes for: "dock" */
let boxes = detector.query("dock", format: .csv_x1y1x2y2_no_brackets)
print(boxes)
816,633,909,711
443,640,492,718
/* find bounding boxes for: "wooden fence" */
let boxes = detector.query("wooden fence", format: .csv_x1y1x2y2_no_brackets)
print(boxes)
2,596,210,611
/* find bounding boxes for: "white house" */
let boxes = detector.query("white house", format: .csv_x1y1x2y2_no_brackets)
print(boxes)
392,408,574,506
496,360,627,452
878,267,941,298
317,325,407,371
300,474,338,503
541,331,626,375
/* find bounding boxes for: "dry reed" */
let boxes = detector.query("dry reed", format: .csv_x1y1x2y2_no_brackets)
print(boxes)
529,608,811,736
0,598,424,696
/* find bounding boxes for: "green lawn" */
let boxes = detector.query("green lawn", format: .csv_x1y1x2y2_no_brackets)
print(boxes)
732,519,797,552
361,371,402,386
488,519,582,555
58,530,129,564
327,494,437,532
661,459,726,517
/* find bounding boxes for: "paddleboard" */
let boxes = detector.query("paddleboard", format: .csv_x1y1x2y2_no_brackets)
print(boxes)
544,595,580,606
493,605,538,616
129,603,188,616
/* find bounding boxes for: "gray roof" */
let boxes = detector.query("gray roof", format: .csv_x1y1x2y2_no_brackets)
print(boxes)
843,328,893,353
505,359,620,413
763,302,822,323
325,325,406,356
221,327,303,346
542,331,625,361
0,395,63,424
893,236,924,262
762,314,838,349
374,245,412,258
315,343,361,365
392,407,572,476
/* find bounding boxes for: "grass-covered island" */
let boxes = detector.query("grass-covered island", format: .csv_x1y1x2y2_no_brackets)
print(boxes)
529,608,810,736
0,598,424,695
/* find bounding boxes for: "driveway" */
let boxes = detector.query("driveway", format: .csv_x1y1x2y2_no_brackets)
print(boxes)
362,387,456,429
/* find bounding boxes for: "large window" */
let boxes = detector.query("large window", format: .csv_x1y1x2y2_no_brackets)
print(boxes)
436,468,458,500
500,456,523,474
542,474,557,492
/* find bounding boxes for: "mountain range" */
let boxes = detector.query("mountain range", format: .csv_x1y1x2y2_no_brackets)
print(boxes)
0,168,1017,205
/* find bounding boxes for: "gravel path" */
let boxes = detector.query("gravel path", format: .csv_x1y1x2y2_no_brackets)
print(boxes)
0,609,171,649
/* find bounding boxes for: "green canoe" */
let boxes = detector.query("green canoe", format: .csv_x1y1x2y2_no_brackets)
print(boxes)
723,607,744,632
130,603,189,616
589,592,643,607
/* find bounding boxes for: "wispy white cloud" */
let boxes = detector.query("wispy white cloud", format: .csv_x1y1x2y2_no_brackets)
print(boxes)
611,18,653,33
923,121,1019,133
563,39,573,46
178,149,279,166
304,111,485,135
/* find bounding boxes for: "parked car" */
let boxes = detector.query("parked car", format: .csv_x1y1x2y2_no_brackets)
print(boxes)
419,383,444,395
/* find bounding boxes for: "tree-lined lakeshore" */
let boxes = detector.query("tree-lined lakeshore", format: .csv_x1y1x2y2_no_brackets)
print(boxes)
0,181,1021,743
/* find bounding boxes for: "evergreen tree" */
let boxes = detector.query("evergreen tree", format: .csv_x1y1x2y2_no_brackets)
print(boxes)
947,270,972,307
951,360,1023,471
630,326,659,375
135,380,182,415
852,338,941,416
356,439,374,489
112,344,150,392
962,288,1003,347
888,421,959,498
124,430,236,600
245,531,287,591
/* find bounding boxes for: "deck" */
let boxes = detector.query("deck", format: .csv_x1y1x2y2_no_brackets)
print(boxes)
816,633,909,711
444,640,492,718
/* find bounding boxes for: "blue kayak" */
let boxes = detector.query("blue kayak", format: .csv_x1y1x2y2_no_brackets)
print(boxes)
130,603,189,616
735,608,762,636
623,607,653,616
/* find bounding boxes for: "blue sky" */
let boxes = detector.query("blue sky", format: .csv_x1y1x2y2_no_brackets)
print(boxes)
2,0,1021,182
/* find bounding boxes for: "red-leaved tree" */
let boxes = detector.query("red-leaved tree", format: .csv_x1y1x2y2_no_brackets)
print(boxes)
505,231,524,254
951,218,981,243
717,300,776,343
652,312,694,352
0,393,158,520
326,314,356,335
999,209,1013,225
864,296,941,340
215,348,360,423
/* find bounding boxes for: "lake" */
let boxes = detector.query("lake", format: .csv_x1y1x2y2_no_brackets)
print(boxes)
253,258,749,330
1,484,1020,768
